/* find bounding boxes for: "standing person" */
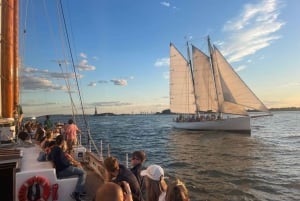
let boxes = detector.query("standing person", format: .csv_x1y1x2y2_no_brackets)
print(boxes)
65,119,80,153
44,115,53,130
130,150,146,187
14,102,23,132
140,164,167,201
165,179,190,201
48,135,86,201
104,156,143,201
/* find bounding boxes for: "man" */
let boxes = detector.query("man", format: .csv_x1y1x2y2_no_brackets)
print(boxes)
49,135,86,201
104,156,143,201
44,115,53,130
130,151,146,188
65,119,80,153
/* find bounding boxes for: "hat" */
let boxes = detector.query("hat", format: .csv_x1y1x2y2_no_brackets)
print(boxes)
140,164,164,181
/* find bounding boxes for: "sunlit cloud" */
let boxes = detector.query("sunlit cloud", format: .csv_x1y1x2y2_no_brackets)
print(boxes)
76,59,96,71
79,52,87,59
221,0,285,63
110,79,128,86
21,75,66,91
154,57,169,67
88,82,97,87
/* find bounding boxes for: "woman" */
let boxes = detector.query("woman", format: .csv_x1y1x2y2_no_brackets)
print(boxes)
165,179,190,201
140,164,167,201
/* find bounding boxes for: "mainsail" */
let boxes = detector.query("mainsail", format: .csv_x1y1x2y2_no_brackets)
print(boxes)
170,43,196,114
169,38,269,116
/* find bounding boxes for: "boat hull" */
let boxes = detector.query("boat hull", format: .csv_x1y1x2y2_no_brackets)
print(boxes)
172,116,251,134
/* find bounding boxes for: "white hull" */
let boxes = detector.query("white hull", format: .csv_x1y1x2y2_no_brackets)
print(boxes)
173,116,251,133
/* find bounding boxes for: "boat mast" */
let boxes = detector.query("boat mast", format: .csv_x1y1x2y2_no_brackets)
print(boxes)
1,0,19,118
186,41,199,114
207,36,221,114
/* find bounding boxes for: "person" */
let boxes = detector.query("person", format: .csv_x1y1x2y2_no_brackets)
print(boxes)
44,115,53,130
165,179,190,201
14,102,23,131
130,151,146,187
48,135,86,201
104,156,143,201
95,181,133,201
65,119,80,153
34,123,46,144
140,164,167,201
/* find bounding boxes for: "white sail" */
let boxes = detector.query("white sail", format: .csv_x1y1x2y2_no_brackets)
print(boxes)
170,43,196,114
213,46,269,113
192,45,218,112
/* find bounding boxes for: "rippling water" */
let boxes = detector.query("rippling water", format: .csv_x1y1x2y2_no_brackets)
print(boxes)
44,111,300,201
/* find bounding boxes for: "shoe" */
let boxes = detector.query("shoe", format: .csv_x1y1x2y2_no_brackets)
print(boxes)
70,192,82,201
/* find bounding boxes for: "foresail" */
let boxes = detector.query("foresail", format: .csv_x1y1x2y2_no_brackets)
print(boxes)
213,46,269,113
192,45,218,112
170,44,196,114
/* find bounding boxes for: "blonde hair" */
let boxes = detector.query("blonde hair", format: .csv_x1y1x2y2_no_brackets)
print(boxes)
166,179,189,201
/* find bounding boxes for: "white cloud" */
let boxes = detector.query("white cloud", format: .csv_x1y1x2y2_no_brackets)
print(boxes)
88,82,97,87
154,57,170,67
79,52,87,59
160,1,170,7
110,79,128,86
221,0,285,63
76,59,96,71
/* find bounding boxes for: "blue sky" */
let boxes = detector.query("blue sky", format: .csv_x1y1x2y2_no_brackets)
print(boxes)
19,0,300,116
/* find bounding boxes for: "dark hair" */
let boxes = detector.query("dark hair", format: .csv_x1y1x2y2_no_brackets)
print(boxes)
132,150,146,162
55,134,64,145
68,119,74,124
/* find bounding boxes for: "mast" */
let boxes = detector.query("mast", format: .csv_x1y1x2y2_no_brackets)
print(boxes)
207,36,221,114
186,41,199,113
1,0,17,118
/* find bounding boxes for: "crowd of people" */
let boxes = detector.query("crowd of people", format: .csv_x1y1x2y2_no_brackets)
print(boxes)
18,115,190,201
95,152,190,201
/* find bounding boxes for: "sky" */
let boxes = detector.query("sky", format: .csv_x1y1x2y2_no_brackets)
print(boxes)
18,0,300,117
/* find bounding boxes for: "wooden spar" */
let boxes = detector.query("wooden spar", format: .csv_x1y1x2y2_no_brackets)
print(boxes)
1,0,17,118
14,0,19,106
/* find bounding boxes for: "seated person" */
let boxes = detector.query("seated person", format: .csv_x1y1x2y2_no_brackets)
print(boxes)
104,156,142,201
48,135,86,201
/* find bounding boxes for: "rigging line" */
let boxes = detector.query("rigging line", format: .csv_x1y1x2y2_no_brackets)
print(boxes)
58,0,87,120
58,0,100,155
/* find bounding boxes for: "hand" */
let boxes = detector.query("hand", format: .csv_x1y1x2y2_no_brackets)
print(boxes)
120,181,133,201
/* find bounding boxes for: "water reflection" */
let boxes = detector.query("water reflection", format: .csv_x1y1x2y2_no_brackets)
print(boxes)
167,130,257,201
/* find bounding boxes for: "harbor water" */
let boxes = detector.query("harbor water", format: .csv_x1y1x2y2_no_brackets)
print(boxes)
42,111,300,201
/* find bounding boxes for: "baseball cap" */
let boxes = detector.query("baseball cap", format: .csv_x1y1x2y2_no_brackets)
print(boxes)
140,164,164,181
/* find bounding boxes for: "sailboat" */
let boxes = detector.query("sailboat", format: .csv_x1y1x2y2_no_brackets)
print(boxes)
169,37,270,133
0,1,108,200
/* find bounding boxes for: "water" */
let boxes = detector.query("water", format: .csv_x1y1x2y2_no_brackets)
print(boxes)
41,111,300,201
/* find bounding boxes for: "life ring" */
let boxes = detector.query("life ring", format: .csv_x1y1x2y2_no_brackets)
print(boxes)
18,176,51,201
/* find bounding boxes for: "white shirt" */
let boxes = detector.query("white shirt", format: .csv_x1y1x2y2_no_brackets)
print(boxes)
159,192,166,201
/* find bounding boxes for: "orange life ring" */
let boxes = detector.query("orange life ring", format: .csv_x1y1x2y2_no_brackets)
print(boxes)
18,175,51,201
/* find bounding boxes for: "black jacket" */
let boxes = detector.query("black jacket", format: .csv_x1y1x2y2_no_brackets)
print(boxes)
113,164,143,201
